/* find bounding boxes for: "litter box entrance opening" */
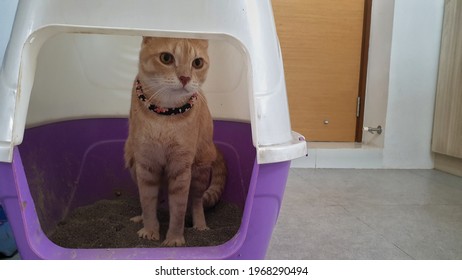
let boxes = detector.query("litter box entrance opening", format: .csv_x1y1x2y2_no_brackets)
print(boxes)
19,119,256,249
18,30,256,252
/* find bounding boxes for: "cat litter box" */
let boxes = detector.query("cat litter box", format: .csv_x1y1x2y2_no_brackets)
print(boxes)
0,0,307,259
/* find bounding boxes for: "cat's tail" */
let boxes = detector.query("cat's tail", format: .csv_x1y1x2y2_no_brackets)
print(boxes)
203,149,227,209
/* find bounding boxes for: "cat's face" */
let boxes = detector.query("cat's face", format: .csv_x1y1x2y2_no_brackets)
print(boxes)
138,37,209,107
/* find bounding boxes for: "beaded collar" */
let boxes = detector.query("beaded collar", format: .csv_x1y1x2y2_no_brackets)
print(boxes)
135,79,197,116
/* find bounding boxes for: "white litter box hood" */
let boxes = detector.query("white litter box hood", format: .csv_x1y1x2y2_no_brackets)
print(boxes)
0,0,307,164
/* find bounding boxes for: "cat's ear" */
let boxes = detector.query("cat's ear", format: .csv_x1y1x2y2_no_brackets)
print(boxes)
142,36,153,45
196,39,209,49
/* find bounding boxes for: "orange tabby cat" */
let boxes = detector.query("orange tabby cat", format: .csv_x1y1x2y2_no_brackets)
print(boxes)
124,37,227,247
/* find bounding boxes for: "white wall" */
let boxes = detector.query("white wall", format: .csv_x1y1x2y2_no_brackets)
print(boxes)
382,0,444,169
293,0,444,169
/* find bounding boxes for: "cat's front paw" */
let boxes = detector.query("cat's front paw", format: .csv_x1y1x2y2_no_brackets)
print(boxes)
193,225,210,231
130,215,143,223
161,235,186,247
137,227,159,241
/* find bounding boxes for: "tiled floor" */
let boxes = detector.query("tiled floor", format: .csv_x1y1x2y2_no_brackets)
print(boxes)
267,169,462,259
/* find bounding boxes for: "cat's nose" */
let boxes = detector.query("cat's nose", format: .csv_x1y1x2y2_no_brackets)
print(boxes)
179,76,191,87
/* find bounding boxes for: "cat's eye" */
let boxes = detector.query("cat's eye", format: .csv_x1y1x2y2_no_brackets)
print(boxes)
192,58,204,69
159,52,174,65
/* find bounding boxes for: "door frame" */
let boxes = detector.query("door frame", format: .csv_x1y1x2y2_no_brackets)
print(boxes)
355,0,373,142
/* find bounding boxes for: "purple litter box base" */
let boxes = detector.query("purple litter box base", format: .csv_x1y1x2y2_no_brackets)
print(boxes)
0,118,290,259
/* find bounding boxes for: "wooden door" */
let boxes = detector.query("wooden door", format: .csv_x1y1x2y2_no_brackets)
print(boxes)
432,0,462,176
272,0,369,142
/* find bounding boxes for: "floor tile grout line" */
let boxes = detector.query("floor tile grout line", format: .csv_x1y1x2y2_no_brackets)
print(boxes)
340,205,416,260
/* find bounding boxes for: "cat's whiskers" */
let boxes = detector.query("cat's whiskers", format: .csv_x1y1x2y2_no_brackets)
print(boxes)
147,88,169,104
196,92,207,104
141,84,194,108
139,75,201,108
141,85,168,103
